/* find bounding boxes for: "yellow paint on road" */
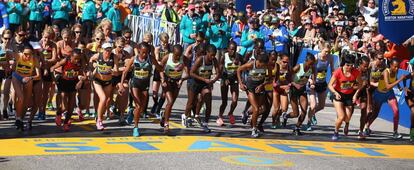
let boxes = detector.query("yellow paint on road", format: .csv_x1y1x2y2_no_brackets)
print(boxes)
1,136,414,159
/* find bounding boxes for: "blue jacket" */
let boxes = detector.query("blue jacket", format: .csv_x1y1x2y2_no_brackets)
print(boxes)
239,29,264,56
260,24,274,52
202,13,225,32
0,3,9,28
29,0,44,21
270,25,289,53
231,20,249,46
7,2,23,24
106,7,122,32
101,1,112,17
206,21,230,49
51,0,72,20
179,14,202,44
82,0,97,22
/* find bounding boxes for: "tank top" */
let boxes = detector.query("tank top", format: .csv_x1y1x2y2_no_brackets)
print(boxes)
333,67,360,95
197,56,213,80
315,56,329,83
247,60,266,85
188,43,197,69
133,56,152,80
62,58,81,80
91,42,102,54
41,42,53,60
370,64,384,82
165,54,184,80
113,49,128,67
278,65,290,85
293,64,312,85
158,44,172,62
224,52,240,76
96,53,114,75
16,56,35,77
377,68,397,93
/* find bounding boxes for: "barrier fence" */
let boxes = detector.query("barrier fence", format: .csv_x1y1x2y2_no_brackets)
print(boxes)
127,15,182,46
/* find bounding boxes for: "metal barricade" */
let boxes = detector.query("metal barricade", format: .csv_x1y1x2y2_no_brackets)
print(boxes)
127,15,182,46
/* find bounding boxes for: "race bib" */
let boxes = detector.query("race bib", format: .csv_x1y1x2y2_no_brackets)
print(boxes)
168,69,183,80
134,69,149,79
226,64,238,74
97,65,112,75
65,70,78,79
340,81,354,90
317,71,326,80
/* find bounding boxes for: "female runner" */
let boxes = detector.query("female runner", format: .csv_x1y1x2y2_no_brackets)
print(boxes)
271,54,291,129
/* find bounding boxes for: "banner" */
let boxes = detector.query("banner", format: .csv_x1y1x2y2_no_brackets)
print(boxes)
378,0,414,44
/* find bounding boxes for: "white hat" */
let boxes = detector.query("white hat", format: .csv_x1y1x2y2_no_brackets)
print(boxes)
363,27,371,32
102,43,113,49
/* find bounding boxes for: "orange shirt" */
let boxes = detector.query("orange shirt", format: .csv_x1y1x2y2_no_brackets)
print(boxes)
119,3,132,23
384,42,410,60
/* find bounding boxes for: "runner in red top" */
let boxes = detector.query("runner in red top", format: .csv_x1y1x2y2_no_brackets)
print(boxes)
328,54,363,141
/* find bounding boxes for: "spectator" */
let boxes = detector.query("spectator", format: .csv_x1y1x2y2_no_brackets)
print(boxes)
194,2,204,17
239,18,264,57
270,16,289,53
29,0,44,39
106,0,122,36
7,0,23,33
81,0,97,41
231,12,248,48
160,0,179,25
246,4,254,18
52,0,72,31
0,1,8,32
207,11,229,61
358,0,378,27
180,3,202,50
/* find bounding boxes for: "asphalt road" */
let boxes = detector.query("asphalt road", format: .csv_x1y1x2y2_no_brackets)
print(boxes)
0,81,413,170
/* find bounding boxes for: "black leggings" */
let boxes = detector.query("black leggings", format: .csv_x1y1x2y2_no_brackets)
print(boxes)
29,21,42,39
52,19,68,31
81,20,94,41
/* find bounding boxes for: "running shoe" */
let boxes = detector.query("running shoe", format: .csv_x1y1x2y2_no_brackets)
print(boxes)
37,112,46,120
77,108,84,121
305,122,313,131
118,117,127,126
216,117,224,126
251,128,259,138
133,127,140,137
257,125,265,134
159,111,165,127
344,123,349,136
2,110,8,120
8,103,13,114
163,124,170,135
293,128,303,136
27,121,33,130
271,124,277,129
186,118,193,127
358,131,366,140
282,112,288,127
127,107,134,125
241,111,248,125
332,132,339,141
15,120,24,131
96,120,105,131
200,105,206,115
181,114,187,127
393,132,403,139
311,115,318,125
63,123,70,132
228,115,235,125
363,128,371,136
202,124,211,133
55,115,62,127
194,116,203,127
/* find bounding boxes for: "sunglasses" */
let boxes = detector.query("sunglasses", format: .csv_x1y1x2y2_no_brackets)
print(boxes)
96,38,103,41
3,37,10,40
282,61,289,64
363,30,370,33
117,46,124,49
18,34,25,37
104,48,112,51
75,31,81,34
23,52,32,55
377,57,384,60
345,63,353,67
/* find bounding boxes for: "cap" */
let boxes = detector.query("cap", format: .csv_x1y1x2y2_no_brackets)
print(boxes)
246,4,252,8
188,4,195,10
363,27,371,32
263,15,272,22
285,16,291,21
210,2,219,9
304,19,312,24
271,16,280,23
333,5,339,10
339,10,345,15
102,43,113,49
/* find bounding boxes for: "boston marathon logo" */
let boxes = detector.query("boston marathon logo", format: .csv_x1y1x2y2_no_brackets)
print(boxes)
382,0,414,21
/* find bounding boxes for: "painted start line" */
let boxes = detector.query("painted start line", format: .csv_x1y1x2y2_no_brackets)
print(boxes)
1,136,414,159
